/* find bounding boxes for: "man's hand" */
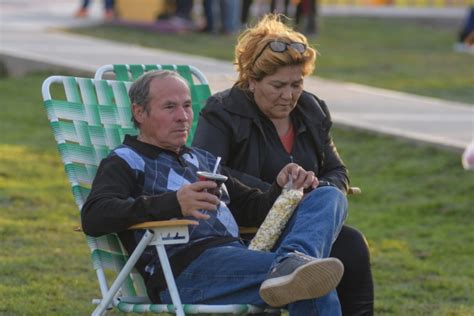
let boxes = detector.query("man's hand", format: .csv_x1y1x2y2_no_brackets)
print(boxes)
276,163,319,190
177,181,220,220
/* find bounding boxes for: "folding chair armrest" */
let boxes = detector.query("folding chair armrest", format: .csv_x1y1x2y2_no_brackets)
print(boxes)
348,186,362,195
239,226,258,235
73,220,198,233
128,219,198,230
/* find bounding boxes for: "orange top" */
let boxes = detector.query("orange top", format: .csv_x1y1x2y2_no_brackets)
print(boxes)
279,123,295,154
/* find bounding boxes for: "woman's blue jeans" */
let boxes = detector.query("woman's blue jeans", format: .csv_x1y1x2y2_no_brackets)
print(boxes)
160,186,348,315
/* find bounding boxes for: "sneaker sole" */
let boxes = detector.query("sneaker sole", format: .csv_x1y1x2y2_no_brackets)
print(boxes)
259,258,344,307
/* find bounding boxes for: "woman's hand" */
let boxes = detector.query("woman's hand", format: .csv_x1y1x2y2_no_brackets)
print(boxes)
177,181,220,220
276,163,319,190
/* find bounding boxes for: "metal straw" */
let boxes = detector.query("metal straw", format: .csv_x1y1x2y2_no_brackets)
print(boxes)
286,173,293,190
212,156,221,174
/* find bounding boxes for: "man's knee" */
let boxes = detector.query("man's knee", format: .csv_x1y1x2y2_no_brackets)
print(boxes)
302,186,348,218
305,186,346,202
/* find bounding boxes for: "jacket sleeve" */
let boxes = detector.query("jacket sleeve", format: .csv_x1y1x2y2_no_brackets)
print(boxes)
225,173,282,227
193,96,273,192
81,155,182,237
223,166,272,192
315,97,350,192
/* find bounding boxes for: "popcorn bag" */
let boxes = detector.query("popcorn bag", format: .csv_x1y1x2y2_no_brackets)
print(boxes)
248,188,303,251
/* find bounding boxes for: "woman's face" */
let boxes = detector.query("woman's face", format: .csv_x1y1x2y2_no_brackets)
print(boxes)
250,65,304,119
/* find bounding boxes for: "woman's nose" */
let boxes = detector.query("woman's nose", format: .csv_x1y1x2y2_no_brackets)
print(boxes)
281,87,293,100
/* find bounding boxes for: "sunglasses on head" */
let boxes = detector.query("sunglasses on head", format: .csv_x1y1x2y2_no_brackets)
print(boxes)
254,40,307,62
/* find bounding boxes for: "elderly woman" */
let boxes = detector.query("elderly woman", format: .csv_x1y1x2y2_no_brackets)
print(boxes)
193,14,374,315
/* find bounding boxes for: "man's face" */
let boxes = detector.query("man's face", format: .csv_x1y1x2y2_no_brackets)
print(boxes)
250,65,304,120
133,76,193,152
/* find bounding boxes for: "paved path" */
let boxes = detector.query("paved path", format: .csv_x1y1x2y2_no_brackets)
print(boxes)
1,0,472,152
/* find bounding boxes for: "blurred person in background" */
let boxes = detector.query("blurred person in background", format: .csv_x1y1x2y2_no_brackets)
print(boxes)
74,0,115,21
201,0,241,35
193,13,374,315
270,0,318,35
241,0,319,35
454,6,474,54
293,0,318,35
241,0,253,25
154,0,196,33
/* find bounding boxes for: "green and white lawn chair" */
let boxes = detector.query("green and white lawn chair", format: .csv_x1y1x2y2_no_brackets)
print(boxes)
41,75,276,315
95,64,211,146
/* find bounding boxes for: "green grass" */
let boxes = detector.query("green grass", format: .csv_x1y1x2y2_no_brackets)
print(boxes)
69,16,474,104
1,72,473,315
0,74,91,314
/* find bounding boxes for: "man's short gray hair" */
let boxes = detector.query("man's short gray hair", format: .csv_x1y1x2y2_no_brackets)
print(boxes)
128,70,189,128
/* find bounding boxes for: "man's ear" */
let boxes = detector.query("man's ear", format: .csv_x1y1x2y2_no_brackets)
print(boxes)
132,103,145,124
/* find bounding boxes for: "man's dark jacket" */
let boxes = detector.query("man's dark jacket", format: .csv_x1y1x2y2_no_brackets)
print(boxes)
81,135,282,302
193,86,349,192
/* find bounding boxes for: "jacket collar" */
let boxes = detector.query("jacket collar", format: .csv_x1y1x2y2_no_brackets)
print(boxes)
296,92,328,127
123,135,192,159
221,86,262,119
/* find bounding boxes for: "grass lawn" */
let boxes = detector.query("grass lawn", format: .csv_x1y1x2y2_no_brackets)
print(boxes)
0,73,473,315
69,16,474,104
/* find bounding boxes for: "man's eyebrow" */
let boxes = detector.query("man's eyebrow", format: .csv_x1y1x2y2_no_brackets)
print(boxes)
162,100,177,106
162,99,192,106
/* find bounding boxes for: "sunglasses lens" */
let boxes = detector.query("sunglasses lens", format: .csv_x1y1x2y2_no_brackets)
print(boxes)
255,41,307,63
290,43,306,53
269,41,287,52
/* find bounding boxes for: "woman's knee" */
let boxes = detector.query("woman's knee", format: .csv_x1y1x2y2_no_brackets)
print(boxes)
332,226,374,314
331,225,371,267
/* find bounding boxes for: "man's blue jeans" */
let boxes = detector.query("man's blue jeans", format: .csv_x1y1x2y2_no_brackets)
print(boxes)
160,186,348,315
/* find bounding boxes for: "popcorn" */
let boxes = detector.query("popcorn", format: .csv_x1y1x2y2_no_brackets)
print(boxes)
248,188,303,251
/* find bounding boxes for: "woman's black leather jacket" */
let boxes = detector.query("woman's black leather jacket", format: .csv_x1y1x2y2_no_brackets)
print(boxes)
193,85,349,193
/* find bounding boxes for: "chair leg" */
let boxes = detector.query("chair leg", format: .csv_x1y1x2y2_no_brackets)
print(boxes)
156,244,185,316
92,231,155,316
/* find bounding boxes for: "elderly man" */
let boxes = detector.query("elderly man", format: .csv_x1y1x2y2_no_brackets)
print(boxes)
81,70,347,315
